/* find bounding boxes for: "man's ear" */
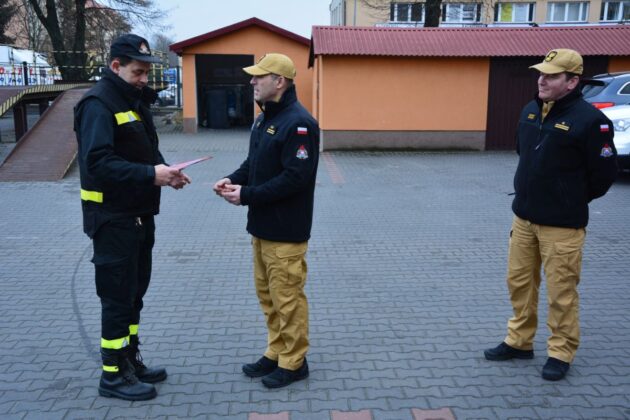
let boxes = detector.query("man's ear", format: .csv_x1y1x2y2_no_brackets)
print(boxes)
110,58,121,74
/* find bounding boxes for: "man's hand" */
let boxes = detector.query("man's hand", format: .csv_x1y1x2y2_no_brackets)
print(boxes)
213,178,232,196
221,184,242,205
171,172,192,190
154,164,191,189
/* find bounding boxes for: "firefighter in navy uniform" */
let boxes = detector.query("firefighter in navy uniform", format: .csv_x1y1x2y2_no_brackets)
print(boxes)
214,53,319,389
74,34,190,401
484,49,617,381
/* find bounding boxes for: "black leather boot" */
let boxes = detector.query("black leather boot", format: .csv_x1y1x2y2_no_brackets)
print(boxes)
98,348,157,401
129,335,167,384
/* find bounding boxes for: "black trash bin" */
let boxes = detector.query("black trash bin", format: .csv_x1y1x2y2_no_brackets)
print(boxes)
205,88,229,129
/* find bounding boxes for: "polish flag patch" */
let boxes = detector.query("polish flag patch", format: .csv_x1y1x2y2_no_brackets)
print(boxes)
297,127,308,135
600,124,610,132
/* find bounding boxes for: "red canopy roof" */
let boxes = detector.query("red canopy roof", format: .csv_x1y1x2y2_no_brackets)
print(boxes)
170,17,310,55
310,25,630,65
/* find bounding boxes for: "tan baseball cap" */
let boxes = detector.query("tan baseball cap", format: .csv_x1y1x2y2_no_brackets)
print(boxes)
530,49,583,75
243,53,296,79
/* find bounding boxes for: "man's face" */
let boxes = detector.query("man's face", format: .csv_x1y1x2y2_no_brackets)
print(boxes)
537,72,579,102
111,59,151,89
250,74,281,103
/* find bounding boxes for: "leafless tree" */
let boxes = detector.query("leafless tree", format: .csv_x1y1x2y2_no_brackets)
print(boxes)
150,33,178,68
27,0,166,81
0,0,18,43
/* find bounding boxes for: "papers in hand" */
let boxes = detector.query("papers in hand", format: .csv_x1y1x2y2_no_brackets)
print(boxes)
170,156,212,171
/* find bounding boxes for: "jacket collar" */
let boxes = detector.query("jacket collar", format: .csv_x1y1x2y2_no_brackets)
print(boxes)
102,68,157,106
535,87,582,117
259,85,297,120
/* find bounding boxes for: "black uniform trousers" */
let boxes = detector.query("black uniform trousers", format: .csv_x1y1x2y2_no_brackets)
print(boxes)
92,216,155,341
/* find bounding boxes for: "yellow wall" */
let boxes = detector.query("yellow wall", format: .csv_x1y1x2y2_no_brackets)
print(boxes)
180,26,312,130
315,55,490,131
609,56,630,73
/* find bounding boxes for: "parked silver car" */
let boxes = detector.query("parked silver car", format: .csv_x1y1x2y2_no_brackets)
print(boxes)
602,104,630,171
582,72,630,110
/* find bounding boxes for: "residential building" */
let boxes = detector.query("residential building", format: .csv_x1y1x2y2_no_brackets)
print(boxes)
330,0,630,27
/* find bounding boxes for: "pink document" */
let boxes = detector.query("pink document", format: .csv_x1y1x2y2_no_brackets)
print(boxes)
170,156,212,171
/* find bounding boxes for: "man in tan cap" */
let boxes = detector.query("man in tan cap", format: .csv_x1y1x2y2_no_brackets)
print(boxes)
484,49,617,380
213,53,319,388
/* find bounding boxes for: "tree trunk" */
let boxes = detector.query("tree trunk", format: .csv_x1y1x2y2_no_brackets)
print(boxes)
425,0,442,27
28,0,88,81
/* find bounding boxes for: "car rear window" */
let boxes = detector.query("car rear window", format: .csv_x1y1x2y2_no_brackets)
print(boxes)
582,84,605,98
620,82,630,95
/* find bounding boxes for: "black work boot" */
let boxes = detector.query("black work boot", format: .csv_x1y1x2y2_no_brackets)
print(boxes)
129,335,167,383
262,359,309,389
484,342,534,361
542,357,570,381
98,348,157,401
242,356,278,378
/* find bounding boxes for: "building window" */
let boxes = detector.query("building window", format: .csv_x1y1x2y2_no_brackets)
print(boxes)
390,3,424,22
442,3,482,23
600,1,630,21
330,0,345,25
547,2,589,22
495,3,535,22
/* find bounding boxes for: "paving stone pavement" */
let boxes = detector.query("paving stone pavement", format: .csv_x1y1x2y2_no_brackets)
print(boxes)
1,128,629,420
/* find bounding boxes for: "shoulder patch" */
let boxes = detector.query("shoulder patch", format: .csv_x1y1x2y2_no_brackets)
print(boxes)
297,127,308,135
600,144,614,158
296,145,309,160
527,113,536,120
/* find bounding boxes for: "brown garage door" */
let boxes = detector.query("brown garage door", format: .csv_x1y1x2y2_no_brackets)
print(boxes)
485,56,609,150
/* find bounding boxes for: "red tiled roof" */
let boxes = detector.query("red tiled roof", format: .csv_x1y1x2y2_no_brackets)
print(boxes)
170,17,310,54
310,25,630,64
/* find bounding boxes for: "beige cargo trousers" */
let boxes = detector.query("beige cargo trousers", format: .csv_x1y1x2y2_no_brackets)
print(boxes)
252,237,309,370
504,216,586,363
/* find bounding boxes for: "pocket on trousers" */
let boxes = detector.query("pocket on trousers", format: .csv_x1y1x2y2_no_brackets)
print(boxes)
92,255,131,300
552,242,582,280
274,242,308,288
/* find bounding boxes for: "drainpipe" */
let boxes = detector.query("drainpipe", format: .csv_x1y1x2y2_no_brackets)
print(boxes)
353,0,357,25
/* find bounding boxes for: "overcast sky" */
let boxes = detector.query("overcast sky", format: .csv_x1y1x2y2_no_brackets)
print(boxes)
149,0,332,43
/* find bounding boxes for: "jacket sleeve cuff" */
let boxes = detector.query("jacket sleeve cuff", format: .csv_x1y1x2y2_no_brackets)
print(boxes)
146,165,156,185
240,186,252,205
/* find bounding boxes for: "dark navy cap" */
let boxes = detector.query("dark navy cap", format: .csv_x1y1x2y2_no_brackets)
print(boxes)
110,34,161,64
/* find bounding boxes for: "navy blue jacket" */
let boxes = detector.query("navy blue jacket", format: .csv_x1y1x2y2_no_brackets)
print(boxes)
227,85,319,242
512,88,617,228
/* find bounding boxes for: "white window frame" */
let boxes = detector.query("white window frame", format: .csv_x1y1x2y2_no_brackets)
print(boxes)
391,2,425,23
546,2,589,22
495,3,536,23
443,3,481,23
600,1,630,21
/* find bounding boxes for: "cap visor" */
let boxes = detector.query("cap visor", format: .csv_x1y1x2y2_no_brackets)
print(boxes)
529,62,565,74
243,65,270,76
128,54,162,64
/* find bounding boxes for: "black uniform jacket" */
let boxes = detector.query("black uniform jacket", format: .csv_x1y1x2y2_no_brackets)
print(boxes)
512,88,617,228
227,85,320,242
74,68,165,237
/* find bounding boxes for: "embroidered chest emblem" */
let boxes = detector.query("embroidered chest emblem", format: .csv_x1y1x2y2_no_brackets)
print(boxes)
600,144,613,158
554,122,570,131
266,125,276,135
296,145,309,160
